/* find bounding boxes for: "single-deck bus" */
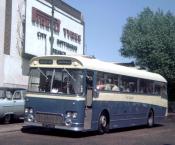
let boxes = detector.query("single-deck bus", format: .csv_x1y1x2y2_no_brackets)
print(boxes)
24,55,167,133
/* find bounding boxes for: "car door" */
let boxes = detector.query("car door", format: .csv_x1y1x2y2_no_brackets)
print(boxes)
1,90,13,116
12,91,25,117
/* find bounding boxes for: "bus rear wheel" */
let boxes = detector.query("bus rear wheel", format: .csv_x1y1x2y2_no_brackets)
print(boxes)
98,112,109,134
147,110,154,128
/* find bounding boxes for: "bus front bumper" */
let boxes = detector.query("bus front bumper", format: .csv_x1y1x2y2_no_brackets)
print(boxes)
24,121,85,131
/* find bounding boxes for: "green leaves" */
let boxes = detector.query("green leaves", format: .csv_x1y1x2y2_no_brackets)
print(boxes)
120,7,175,80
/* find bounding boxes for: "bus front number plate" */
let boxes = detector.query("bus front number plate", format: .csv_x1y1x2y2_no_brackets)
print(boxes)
42,123,55,128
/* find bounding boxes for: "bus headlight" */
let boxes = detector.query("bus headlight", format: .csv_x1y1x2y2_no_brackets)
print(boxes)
72,112,78,119
25,108,29,114
25,108,34,114
66,111,78,119
66,112,72,118
29,108,34,114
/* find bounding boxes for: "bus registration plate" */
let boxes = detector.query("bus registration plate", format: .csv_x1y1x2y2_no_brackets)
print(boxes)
42,123,55,128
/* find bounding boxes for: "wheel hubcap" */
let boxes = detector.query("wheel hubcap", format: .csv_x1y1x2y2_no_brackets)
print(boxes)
148,112,153,126
100,115,107,127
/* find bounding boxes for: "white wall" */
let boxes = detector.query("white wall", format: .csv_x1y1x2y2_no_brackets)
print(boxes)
3,0,28,88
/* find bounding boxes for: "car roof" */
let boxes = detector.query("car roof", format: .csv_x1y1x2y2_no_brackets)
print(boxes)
0,87,26,91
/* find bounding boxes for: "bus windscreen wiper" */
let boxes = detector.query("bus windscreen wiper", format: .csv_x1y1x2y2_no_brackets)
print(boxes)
63,68,75,81
37,68,48,80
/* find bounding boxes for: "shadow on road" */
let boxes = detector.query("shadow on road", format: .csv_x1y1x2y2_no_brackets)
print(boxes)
109,124,163,134
0,119,23,125
21,126,98,138
21,124,164,138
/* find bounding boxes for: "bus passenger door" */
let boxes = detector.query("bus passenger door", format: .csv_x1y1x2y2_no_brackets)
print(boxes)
84,71,94,130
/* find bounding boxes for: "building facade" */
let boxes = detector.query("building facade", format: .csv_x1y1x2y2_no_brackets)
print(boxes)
0,0,85,88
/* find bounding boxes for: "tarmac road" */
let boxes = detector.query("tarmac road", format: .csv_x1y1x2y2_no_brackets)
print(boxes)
0,115,174,145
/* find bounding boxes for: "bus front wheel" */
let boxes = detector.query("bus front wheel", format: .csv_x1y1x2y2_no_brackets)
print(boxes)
98,112,109,134
147,110,154,128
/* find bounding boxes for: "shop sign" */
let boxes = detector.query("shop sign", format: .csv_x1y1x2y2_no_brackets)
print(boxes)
32,7,61,33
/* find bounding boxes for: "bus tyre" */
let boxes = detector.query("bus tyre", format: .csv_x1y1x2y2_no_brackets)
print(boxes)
98,112,109,134
4,114,11,124
147,110,154,128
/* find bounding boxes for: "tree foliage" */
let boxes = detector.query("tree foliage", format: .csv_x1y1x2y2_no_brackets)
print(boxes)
120,7,175,80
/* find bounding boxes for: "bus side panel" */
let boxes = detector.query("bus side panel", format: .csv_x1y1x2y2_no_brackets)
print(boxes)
91,99,167,130
91,101,148,130
151,105,167,124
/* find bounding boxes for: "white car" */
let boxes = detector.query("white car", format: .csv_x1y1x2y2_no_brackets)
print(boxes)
0,88,26,123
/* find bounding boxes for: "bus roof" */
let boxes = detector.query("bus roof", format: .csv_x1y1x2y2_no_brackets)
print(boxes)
30,55,167,83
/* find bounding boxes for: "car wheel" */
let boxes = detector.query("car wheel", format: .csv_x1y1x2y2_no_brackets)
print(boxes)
4,114,11,124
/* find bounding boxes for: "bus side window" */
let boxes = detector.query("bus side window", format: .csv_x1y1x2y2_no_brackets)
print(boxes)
111,78,120,92
140,79,153,94
96,72,105,91
161,83,167,99
101,73,120,91
96,79,105,91
120,76,137,93
154,82,161,95
104,78,112,91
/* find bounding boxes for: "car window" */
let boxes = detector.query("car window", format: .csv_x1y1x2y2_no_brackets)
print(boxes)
21,91,26,99
6,91,12,100
0,90,5,99
13,91,22,100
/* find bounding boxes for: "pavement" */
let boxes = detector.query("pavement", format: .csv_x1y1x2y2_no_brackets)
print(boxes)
0,123,23,133
168,112,175,116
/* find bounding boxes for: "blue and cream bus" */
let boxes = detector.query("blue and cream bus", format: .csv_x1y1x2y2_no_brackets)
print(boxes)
24,55,167,133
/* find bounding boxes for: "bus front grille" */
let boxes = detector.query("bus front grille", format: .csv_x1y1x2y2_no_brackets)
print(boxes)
35,112,63,125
